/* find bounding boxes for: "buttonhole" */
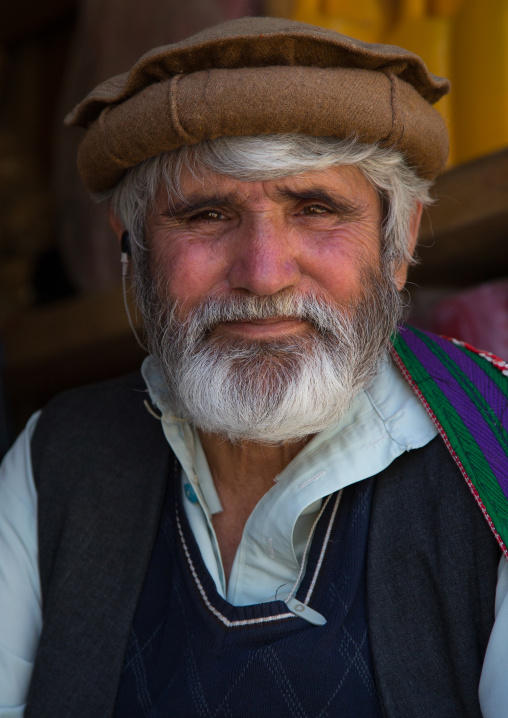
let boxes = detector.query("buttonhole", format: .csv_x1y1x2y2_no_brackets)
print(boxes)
299,471,326,489
267,537,275,559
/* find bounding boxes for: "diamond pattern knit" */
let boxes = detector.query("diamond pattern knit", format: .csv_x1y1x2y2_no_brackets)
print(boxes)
114,473,381,717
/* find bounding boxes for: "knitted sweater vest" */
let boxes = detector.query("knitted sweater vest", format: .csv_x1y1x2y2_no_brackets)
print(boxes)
114,474,382,717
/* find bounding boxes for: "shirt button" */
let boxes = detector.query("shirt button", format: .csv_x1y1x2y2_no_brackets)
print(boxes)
184,483,198,503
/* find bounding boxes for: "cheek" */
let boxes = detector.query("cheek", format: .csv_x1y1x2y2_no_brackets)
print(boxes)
151,236,228,307
301,228,381,302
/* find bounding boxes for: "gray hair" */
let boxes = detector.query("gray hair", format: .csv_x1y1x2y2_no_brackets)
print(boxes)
101,134,432,270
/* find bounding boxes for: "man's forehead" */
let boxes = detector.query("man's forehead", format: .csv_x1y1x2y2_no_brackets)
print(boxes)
166,164,377,206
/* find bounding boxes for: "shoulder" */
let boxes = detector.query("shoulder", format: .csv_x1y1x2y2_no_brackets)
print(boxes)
31,371,169,493
33,371,148,430
392,324,508,557
32,371,150,453
392,324,508,384
373,435,499,548
30,372,173,600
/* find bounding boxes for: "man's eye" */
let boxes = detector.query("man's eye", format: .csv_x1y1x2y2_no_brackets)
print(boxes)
301,204,330,215
190,209,223,221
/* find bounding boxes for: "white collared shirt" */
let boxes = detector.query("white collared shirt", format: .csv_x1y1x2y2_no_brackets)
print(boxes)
142,355,439,605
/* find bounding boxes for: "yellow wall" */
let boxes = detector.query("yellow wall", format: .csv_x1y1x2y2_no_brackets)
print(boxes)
264,0,508,167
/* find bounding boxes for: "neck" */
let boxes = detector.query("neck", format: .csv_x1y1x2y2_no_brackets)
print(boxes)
198,430,312,581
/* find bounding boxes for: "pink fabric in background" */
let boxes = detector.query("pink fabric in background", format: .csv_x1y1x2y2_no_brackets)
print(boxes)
430,279,508,359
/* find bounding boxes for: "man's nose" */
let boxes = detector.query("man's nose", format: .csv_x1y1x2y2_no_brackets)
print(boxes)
228,219,301,296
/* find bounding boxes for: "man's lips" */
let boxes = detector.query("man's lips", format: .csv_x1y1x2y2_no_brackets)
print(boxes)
213,317,307,337
229,317,300,325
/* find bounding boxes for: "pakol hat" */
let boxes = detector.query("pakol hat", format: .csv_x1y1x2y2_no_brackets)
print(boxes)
66,16,450,194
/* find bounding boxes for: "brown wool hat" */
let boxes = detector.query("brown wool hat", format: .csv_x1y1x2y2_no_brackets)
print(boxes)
66,16,450,194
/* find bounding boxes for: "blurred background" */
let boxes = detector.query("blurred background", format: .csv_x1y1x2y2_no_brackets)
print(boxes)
1,0,508,457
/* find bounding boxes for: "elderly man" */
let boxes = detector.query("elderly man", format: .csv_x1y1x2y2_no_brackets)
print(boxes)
1,16,507,718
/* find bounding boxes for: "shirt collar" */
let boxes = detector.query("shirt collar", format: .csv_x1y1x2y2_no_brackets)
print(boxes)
141,352,437,520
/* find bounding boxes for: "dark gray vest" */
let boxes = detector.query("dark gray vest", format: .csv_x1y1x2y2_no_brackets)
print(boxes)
25,373,500,717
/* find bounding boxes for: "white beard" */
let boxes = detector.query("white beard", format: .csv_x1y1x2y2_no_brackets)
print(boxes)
139,271,402,443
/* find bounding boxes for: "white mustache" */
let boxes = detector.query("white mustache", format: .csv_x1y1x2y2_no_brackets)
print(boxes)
174,290,352,340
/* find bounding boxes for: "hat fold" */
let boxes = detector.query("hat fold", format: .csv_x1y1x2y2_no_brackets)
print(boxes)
70,16,450,193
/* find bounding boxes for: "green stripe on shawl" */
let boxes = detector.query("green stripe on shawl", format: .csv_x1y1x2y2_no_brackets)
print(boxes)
392,328,508,551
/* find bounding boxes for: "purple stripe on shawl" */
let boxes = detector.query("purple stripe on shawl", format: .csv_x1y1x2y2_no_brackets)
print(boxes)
423,330,508,434
401,328,508,499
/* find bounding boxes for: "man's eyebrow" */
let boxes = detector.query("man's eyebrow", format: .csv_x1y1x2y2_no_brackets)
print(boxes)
160,193,237,218
274,186,366,219
160,187,368,219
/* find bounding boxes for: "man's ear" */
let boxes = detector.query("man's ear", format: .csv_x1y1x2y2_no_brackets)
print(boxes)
108,206,126,243
393,202,423,291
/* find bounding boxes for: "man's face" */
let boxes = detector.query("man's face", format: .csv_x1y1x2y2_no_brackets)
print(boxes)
146,165,400,331
137,164,405,443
